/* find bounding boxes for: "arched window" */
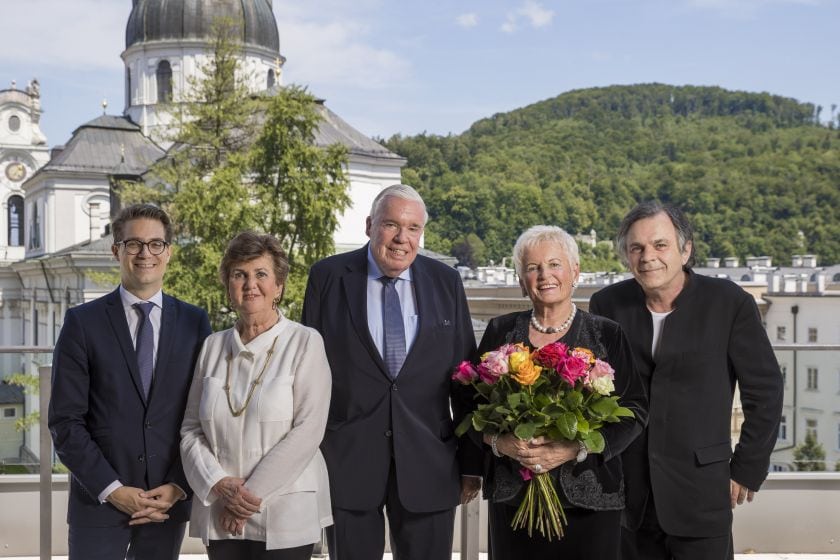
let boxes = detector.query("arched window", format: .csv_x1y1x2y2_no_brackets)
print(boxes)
7,195,23,246
28,203,41,249
156,60,173,103
740,274,752,281
267,69,275,89
833,273,840,282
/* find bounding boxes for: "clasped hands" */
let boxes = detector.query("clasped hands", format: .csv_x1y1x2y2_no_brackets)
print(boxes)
487,433,578,473
107,483,184,525
212,476,263,536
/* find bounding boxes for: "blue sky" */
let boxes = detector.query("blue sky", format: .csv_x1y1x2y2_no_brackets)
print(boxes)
2,0,838,148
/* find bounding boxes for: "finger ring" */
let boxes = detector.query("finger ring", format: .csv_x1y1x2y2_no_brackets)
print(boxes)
534,464,542,473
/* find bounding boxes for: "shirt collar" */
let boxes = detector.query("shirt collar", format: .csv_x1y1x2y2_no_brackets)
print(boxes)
366,245,413,282
119,285,163,309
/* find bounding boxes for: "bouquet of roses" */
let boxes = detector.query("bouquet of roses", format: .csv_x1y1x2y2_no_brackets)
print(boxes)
453,341,633,540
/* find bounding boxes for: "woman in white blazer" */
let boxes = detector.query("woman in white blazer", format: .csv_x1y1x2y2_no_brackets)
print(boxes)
181,231,332,560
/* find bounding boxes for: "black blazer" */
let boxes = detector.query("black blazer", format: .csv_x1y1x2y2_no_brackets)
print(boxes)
49,289,211,527
301,245,477,512
589,271,783,537
476,310,647,511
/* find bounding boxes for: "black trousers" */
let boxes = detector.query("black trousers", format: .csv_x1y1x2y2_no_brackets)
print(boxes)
207,539,314,560
621,494,733,560
327,461,455,560
68,521,186,560
488,500,621,560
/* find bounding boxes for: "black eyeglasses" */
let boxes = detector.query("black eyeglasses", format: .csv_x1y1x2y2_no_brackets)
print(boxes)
117,239,169,255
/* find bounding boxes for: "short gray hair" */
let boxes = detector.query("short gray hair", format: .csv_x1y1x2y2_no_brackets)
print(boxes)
369,184,428,225
616,201,695,269
512,225,580,277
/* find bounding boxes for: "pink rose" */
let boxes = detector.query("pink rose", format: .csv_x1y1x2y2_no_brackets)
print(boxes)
586,359,616,395
533,341,569,372
451,361,479,384
560,355,588,385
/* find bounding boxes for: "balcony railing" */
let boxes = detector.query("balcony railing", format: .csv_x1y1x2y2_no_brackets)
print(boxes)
1,344,838,558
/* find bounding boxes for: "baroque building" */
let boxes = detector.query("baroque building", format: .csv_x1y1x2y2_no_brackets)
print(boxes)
0,1,406,461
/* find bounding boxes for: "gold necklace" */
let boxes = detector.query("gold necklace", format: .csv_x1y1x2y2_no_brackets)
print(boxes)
224,335,279,417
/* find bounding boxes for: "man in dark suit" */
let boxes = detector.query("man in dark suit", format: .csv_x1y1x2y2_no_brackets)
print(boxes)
302,184,479,560
589,201,783,560
49,204,211,560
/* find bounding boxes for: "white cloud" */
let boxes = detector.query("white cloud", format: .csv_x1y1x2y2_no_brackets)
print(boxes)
275,13,411,90
456,13,479,28
520,0,555,28
501,15,518,34
0,0,129,70
500,1,555,33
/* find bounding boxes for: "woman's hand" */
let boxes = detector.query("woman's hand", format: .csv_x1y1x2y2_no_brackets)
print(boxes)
219,510,247,536
516,436,578,473
212,477,262,518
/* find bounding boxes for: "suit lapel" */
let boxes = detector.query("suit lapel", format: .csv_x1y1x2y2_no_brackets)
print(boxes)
403,258,433,373
148,294,177,404
341,249,390,379
104,289,147,405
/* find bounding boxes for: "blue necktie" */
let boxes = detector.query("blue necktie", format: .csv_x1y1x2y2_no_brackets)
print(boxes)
381,277,406,378
134,302,156,399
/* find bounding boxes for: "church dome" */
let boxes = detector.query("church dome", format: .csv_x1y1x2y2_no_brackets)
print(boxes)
125,0,279,52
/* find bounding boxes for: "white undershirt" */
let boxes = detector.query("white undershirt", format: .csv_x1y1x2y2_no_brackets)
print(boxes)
650,310,673,358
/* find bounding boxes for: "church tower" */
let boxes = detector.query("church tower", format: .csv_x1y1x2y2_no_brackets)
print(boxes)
122,0,285,144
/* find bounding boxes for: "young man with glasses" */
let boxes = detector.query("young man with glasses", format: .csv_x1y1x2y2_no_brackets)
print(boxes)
49,203,212,560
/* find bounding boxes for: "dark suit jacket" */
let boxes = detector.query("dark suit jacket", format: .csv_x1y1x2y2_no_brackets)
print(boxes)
589,270,783,537
301,245,477,513
49,288,211,527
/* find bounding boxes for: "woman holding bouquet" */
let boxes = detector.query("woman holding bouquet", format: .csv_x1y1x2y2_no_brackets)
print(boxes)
475,226,647,559
180,232,332,560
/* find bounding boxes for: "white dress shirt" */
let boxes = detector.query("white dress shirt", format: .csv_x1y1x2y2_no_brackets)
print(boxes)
365,247,420,359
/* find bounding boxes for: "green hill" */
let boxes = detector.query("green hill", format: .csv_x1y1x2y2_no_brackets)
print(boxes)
383,84,839,270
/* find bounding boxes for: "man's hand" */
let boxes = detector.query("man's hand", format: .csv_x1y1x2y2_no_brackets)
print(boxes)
128,483,184,525
212,477,262,518
106,486,168,522
730,479,755,509
460,476,482,504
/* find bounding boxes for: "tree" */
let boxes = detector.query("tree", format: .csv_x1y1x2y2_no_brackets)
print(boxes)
122,19,349,326
451,233,488,268
793,432,826,471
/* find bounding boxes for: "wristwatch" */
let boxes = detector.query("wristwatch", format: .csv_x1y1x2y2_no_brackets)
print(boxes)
576,440,588,463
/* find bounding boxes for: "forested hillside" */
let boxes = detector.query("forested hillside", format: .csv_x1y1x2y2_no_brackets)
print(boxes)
383,84,839,270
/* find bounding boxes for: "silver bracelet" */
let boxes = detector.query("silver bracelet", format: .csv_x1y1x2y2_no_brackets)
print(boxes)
576,440,588,463
490,433,502,457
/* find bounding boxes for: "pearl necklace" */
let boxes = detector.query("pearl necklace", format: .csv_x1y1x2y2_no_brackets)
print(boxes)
530,304,577,334
224,335,279,418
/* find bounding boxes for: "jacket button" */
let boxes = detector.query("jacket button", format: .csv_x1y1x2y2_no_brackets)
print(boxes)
385,430,393,437
391,384,397,391
138,454,145,462
144,421,151,428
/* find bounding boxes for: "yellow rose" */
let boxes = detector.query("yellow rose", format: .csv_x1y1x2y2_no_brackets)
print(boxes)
508,348,531,373
512,359,543,386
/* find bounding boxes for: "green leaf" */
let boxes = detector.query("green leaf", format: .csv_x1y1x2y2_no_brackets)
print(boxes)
590,396,619,417
613,406,635,418
472,416,487,432
514,422,537,441
583,431,606,454
507,393,522,409
555,412,578,440
455,414,473,437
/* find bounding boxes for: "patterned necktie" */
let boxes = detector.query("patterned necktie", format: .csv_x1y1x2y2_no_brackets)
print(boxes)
134,302,156,399
380,276,406,378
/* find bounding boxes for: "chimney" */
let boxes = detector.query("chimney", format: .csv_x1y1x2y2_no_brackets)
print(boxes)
706,258,720,268
816,271,826,293
802,255,818,267
723,257,739,268
792,254,803,267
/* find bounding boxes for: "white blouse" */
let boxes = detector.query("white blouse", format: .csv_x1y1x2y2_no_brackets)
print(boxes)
180,317,333,550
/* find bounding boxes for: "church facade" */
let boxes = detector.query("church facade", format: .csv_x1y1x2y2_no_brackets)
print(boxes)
0,0,405,359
